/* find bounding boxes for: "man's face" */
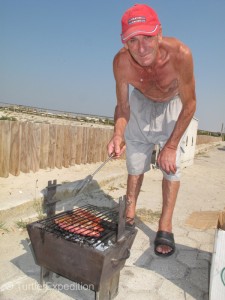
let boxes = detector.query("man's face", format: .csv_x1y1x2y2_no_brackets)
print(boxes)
124,34,160,67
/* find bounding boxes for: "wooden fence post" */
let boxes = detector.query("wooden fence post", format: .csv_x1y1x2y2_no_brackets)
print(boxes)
0,120,11,177
55,124,64,169
70,126,77,166
75,126,83,165
20,122,30,173
63,125,72,168
95,127,103,163
80,126,88,164
30,122,41,173
9,121,21,176
40,123,49,169
48,124,57,169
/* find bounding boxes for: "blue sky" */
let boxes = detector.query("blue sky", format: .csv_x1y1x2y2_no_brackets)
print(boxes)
1,0,225,132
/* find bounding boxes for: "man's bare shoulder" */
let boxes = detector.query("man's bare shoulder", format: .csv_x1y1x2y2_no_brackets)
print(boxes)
162,37,192,62
162,37,195,88
113,48,131,68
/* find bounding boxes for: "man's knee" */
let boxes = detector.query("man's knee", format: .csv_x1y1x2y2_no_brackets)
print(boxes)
162,172,181,182
161,163,181,181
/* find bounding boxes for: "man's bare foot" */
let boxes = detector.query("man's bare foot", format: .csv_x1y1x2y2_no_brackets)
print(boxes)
154,231,175,257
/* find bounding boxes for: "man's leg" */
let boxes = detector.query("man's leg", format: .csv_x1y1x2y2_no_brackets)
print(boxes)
156,178,180,254
126,174,144,224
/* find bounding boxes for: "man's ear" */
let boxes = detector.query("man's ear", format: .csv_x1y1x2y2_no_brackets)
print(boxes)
124,43,129,49
158,25,163,41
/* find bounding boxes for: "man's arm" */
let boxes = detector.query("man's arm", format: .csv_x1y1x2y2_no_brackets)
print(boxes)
158,45,196,174
108,52,130,157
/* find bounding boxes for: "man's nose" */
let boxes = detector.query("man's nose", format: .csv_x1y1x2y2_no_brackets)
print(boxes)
138,41,146,54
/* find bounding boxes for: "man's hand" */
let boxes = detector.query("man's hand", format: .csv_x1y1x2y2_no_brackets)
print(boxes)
107,135,126,158
157,146,177,174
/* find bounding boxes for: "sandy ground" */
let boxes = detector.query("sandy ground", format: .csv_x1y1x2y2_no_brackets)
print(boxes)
0,142,225,300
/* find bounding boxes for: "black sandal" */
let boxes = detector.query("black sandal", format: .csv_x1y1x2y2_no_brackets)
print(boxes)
154,231,176,257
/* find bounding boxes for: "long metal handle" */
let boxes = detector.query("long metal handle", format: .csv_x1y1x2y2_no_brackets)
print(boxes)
91,141,125,177
72,153,115,197
91,152,115,177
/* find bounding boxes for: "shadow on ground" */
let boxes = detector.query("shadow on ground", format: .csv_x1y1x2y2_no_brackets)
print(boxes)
134,219,210,299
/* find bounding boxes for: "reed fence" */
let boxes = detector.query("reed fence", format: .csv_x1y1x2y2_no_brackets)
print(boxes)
0,120,114,178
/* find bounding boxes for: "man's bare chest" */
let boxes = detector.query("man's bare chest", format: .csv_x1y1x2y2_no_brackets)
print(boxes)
127,63,179,101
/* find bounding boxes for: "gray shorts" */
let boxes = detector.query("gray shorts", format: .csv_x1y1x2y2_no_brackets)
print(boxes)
125,88,183,181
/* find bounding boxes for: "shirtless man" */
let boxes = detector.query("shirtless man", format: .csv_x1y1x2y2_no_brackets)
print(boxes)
107,4,196,257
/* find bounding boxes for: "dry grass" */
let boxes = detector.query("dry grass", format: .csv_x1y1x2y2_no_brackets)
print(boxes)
136,208,161,223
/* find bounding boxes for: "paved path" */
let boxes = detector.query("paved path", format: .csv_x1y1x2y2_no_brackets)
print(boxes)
0,143,225,300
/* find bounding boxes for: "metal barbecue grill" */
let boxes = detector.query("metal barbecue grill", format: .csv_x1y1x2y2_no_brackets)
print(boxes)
37,204,119,249
27,194,137,300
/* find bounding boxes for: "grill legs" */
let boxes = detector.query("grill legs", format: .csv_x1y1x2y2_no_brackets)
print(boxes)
40,266,53,287
40,266,120,300
95,271,120,300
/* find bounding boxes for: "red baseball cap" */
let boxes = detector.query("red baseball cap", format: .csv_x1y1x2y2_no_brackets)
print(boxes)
121,4,161,43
